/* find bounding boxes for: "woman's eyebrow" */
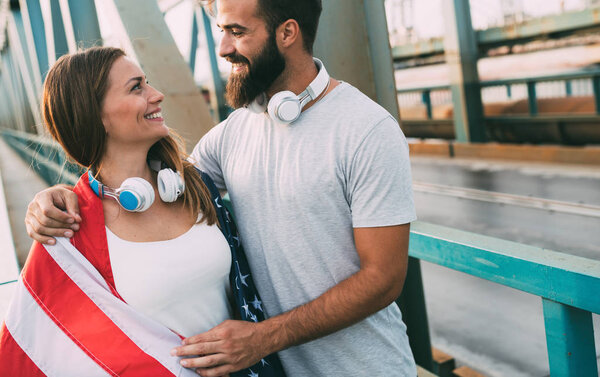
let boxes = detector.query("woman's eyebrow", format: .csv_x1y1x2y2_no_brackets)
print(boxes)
124,76,143,88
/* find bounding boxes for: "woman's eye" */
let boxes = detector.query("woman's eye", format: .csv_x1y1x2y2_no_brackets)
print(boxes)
131,83,141,91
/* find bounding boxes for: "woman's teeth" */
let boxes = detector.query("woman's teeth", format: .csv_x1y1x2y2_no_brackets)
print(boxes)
144,112,162,119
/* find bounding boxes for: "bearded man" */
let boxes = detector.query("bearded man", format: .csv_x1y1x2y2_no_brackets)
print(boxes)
25,0,418,376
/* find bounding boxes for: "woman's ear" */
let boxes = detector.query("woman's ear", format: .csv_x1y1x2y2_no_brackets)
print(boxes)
276,19,300,49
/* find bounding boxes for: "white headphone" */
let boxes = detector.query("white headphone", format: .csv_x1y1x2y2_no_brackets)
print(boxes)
246,57,330,124
88,160,185,212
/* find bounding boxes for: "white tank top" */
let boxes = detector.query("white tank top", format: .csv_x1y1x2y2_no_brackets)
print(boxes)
105,222,232,337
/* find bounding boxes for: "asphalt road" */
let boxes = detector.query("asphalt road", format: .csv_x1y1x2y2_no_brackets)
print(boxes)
410,156,600,376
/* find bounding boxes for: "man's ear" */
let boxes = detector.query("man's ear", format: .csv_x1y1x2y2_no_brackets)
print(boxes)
276,19,301,49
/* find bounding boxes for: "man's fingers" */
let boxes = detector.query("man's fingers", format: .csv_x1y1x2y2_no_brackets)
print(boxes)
39,201,77,225
195,365,232,377
52,190,80,221
183,331,222,345
180,353,228,370
28,222,74,239
172,341,222,357
33,213,76,230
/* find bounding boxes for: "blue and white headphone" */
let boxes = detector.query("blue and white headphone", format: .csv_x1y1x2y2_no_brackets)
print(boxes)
246,57,330,124
88,160,185,212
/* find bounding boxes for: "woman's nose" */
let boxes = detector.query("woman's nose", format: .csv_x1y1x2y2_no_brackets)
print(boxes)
149,85,164,103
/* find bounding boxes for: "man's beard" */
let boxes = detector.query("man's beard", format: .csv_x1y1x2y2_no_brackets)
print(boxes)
224,33,286,109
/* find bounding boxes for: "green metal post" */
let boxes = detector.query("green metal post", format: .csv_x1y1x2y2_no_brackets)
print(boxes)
314,0,400,121
527,81,538,115
442,0,485,142
396,257,434,372
592,76,600,115
67,0,101,48
506,84,511,98
542,298,597,377
422,90,432,119
201,7,228,121
49,0,69,59
565,80,572,97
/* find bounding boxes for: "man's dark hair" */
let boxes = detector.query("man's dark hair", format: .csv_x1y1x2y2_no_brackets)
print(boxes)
256,0,322,54
201,0,322,54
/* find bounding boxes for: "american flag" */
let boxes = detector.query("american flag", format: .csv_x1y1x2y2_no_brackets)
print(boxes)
0,172,285,377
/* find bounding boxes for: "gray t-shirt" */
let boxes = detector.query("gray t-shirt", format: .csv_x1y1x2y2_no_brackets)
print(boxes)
190,82,417,376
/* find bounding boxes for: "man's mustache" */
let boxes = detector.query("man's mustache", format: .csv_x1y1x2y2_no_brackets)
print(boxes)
225,54,250,66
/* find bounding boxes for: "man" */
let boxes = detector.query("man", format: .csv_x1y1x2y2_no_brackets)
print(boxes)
25,0,418,376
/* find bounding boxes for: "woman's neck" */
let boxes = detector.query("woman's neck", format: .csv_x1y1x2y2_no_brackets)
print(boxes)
97,148,154,189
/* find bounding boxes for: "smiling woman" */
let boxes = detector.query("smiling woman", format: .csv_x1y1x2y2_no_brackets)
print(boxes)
0,46,286,377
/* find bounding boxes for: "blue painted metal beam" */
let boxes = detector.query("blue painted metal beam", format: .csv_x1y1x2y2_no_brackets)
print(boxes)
189,11,198,75
23,0,48,78
393,8,600,61
67,0,101,48
201,7,228,121
49,0,69,60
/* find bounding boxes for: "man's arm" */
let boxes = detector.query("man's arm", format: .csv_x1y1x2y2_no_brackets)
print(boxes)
25,185,81,245
172,223,410,377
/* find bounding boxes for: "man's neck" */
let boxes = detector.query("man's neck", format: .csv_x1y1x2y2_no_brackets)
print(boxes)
266,55,318,98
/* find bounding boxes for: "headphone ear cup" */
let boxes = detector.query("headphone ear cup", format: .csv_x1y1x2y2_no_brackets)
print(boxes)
118,177,155,212
268,91,301,124
246,92,268,114
157,168,185,203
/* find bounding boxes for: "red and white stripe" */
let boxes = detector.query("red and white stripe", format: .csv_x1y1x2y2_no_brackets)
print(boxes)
0,237,197,377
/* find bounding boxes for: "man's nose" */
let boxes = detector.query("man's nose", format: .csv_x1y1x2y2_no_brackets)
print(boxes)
218,33,235,57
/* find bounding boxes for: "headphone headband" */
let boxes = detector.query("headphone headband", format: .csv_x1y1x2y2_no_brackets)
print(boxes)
87,163,185,212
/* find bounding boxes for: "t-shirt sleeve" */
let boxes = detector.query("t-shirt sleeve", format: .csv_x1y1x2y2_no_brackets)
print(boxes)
347,116,417,228
189,120,227,190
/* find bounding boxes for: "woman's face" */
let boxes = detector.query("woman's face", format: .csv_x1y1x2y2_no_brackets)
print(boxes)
101,56,168,149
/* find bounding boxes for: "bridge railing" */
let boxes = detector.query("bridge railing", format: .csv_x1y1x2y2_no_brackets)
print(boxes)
397,69,600,144
2,128,599,376
0,128,81,185
397,69,600,120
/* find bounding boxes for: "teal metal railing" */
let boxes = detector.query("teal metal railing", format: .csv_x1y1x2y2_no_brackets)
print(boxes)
0,128,81,185
2,128,598,376
397,69,600,119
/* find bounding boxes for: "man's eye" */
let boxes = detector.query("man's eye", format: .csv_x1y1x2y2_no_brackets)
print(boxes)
231,30,242,37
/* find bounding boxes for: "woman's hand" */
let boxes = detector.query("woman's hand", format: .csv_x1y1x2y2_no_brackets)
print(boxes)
25,184,81,245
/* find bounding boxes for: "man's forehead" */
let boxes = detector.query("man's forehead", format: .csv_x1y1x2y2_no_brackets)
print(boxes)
216,0,260,27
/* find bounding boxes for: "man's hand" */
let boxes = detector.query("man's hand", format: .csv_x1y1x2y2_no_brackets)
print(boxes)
25,184,81,245
171,320,270,376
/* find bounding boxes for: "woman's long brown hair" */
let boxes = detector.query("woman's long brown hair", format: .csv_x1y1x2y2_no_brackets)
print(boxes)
41,46,216,225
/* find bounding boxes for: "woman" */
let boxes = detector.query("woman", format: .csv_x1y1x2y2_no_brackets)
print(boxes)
0,47,285,377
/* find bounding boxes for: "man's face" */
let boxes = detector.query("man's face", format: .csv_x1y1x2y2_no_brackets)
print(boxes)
216,0,286,108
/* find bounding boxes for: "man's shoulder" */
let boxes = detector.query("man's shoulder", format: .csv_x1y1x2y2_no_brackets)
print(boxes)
326,82,396,125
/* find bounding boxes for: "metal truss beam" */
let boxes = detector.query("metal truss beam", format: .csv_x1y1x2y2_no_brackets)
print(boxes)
112,0,214,151
443,0,485,142
393,7,600,61
314,0,400,121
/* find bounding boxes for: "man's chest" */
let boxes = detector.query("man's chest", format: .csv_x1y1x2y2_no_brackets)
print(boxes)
221,129,349,210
